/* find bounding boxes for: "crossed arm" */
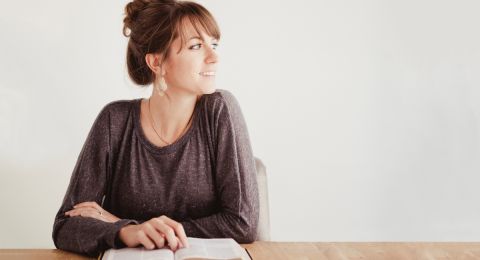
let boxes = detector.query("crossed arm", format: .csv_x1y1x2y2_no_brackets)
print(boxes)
64,201,188,251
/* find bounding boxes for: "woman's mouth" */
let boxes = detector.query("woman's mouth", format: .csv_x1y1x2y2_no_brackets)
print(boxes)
199,71,216,76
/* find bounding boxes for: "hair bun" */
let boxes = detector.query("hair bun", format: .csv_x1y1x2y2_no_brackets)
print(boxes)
123,0,176,37
123,0,150,37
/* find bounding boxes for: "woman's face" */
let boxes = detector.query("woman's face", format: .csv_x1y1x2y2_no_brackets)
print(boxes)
163,21,219,95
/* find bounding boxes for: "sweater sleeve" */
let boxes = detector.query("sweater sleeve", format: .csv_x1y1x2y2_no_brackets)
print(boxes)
52,103,137,257
181,90,259,243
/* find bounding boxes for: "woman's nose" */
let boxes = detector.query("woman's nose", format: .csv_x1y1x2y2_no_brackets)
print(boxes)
205,47,218,64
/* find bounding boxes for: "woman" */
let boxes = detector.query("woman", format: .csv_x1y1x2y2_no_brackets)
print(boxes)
52,0,259,257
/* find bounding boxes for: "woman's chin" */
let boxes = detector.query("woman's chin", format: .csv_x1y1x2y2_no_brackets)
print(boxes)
201,85,216,94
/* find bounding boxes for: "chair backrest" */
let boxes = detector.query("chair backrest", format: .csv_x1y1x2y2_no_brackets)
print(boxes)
254,157,270,241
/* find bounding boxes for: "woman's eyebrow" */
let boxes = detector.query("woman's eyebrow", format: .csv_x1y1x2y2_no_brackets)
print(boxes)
188,36,218,41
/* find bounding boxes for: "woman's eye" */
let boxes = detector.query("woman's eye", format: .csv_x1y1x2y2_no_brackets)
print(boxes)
190,44,202,50
189,43,219,50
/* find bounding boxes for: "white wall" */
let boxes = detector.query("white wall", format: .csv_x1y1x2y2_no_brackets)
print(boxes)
1,0,479,248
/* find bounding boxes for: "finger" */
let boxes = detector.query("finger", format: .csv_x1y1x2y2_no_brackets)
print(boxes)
79,210,99,218
159,216,189,248
176,237,183,249
143,223,165,249
65,208,87,216
66,208,97,216
71,205,95,210
137,231,155,250
158,216,188,248
70,205,97,213
153,219,178,250
74,201,101,210
67,208,104,221
73,202,105,216
72,205,113,219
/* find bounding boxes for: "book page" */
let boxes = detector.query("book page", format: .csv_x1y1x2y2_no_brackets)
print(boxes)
103,247,174,260
174,237,247,260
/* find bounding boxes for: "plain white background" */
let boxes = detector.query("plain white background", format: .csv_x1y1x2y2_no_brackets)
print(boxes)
1,0,479,248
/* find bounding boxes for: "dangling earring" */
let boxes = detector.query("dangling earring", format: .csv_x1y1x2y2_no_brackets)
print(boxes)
154,76,168,96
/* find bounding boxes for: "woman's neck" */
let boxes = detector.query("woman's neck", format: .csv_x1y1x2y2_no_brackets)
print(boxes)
148,87,200,142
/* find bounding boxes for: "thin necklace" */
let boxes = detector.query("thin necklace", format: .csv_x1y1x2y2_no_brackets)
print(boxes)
147,98,194,146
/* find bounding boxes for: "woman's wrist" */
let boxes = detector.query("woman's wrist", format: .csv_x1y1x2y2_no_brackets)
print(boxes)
118,224,136,247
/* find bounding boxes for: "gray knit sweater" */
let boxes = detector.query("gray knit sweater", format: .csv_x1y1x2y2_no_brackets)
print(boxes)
52,89,259,257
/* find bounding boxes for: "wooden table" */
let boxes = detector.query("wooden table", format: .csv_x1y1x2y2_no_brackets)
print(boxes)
244,242,480,259
2,242,480,259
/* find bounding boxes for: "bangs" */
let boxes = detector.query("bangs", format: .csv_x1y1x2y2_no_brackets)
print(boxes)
172,3,221,53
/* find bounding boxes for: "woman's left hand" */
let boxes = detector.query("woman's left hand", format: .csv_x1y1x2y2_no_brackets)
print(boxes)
65,201,120,223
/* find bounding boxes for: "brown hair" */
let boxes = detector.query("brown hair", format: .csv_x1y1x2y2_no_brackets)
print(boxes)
123,0,221,86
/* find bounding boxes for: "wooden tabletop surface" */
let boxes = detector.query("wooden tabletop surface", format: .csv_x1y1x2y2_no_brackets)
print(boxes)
244,242,480,259
2,242,480,259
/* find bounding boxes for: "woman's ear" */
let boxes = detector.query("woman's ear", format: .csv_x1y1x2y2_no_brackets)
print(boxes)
145,53,164,75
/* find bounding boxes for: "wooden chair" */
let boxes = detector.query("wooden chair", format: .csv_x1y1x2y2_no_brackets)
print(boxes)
254,157,270,241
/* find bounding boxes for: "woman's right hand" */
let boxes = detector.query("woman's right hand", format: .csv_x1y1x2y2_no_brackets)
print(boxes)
118,215,189,251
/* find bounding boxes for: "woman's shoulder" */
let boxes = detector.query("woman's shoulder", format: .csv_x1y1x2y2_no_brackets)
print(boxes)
91,99,139,131
201,89,248,130
100,98,139,116
203,88,242,113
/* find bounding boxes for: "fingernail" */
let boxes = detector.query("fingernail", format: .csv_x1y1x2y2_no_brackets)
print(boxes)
73,206,77,208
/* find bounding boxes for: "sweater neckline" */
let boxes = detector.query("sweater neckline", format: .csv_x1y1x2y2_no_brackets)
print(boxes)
133,96,203,154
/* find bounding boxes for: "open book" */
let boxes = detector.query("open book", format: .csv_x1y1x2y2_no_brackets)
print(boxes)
101,237,251,260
